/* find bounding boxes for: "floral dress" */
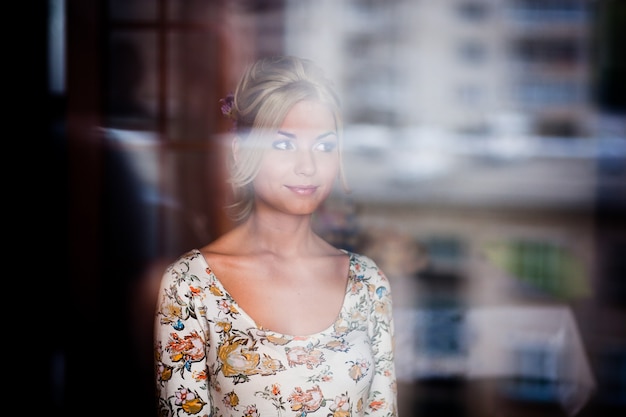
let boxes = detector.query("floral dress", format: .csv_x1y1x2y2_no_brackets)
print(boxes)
154,249,397,417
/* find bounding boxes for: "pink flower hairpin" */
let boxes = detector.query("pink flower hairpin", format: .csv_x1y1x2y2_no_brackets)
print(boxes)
219,93,236,129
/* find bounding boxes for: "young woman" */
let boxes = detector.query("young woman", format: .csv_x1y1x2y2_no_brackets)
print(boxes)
154,56,397,417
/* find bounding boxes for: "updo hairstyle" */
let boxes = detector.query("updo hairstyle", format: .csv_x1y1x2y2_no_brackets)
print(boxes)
225,56,349,222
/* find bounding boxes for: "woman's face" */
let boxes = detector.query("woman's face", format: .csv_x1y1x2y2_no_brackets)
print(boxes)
252,100,340,217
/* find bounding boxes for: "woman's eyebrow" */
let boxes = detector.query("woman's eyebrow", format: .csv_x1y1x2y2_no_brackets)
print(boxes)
317,132,337,140
277,130,296,139
277,130,337,140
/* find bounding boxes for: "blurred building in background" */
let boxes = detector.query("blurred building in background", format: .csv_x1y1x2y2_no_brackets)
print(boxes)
44,0,624,416
287,0,594,135
286,1,624,416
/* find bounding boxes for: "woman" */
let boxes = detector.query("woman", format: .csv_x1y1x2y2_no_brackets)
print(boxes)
154,56,397,417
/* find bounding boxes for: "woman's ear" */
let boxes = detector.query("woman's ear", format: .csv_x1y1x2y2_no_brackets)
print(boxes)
231,136,240,163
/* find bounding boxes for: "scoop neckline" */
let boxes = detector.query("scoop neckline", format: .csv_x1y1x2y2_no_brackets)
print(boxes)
192,248,354,339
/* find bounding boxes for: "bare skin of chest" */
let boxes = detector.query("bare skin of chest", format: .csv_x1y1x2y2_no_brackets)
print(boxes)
202,252,349,336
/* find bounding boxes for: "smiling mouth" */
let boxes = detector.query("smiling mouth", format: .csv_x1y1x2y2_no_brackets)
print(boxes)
286,185,318,195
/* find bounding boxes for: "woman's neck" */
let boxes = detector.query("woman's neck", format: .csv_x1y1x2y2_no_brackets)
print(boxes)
240,211,320,256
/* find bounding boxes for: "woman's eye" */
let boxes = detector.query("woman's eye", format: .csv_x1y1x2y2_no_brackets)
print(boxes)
314,141,337,152
272,140,296,150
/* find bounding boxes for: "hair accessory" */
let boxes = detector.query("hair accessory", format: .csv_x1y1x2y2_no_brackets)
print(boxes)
219,93,236,128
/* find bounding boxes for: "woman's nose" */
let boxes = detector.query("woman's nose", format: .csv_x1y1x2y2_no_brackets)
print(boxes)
295,149,316,176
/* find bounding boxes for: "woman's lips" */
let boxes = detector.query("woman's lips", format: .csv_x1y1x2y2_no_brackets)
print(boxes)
286,185,318,196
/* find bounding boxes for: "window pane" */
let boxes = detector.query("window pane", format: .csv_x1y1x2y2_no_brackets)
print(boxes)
168,0,216,23
167,31,220,141
107,31,159,130
109,0,158,21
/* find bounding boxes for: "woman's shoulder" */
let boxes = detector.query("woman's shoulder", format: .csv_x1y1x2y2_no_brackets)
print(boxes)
164,248,207,275
346,250,378,267
345,251,393,304
345,250,388,278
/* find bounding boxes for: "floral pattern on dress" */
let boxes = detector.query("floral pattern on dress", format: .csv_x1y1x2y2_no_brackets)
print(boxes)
155,249,398,417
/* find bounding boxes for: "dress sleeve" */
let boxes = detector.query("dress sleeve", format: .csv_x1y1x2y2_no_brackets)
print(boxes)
153,256,212,417
366,259,398,417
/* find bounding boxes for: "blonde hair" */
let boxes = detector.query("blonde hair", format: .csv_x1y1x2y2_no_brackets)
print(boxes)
225,56,349,222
